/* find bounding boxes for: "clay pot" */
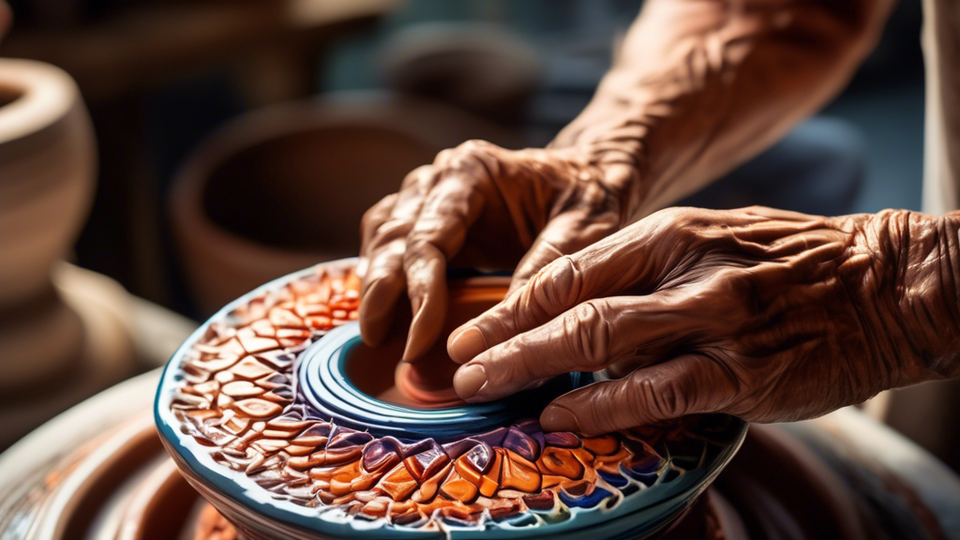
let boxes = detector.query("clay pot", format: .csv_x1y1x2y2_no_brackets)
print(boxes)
0,60,137,449
0,59,96,392
155,260,748,539
169,91,521,315
0,59,95,308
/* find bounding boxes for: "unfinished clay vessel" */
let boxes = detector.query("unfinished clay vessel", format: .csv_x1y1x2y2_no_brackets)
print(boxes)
156,259,747,539
169,93,521,315
0,59,95,391
0,58,135,448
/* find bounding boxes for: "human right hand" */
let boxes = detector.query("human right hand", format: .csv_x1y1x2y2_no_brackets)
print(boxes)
447,206,960,434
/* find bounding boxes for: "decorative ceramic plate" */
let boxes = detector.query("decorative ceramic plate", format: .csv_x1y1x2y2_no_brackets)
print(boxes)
155,259,747,539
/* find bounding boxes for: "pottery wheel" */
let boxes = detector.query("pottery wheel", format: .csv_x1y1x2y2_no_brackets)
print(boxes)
4,259,956,540
1,369,954,540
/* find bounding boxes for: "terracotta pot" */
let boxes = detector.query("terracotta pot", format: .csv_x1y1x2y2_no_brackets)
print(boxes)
169,91,522,315
0,59,96,392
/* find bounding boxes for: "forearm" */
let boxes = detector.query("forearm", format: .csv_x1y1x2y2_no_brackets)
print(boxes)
552,0,892,219
891,211,960,380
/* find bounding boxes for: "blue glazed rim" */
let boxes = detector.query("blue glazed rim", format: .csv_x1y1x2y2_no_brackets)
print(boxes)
155,259,748,539
298,322,592,441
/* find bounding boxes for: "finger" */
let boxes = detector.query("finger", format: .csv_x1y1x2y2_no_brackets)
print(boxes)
358,193,398,277
447,232,640,363
540,354,738,435
453,293,699,402
359,167,439,346
401,177,486,362
509,209,619,295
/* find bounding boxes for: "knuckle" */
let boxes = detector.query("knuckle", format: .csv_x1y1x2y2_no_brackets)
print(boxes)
455,139,496,155
627,374,686,421
435,140,503,174
708,269,761,317
541,256,585,307
360,196,392,228
372,218,412,242
400,165,432,190
497,339,538,383
562,300,611,370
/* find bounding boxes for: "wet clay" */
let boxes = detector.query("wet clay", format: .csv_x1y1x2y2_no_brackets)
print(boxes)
346,280,507,408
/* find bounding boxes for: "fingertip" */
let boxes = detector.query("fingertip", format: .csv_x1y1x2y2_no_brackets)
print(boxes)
540,404,581,433
453,363,487,400
447,326,487,364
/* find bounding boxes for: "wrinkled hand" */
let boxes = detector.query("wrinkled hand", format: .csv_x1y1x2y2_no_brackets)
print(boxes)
359,140,640,361
448,206,956,435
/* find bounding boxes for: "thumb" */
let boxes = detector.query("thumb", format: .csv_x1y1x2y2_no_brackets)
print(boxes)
540,355,737,436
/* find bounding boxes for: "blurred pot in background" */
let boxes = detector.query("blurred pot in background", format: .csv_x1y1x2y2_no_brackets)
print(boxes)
0,58,133,448
169,91,521,315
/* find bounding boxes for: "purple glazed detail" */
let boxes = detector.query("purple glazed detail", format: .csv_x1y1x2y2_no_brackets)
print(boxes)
163,264,742,535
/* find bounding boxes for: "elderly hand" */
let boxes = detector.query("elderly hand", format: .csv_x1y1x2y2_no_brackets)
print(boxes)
448,206,960,435
358,140,640,361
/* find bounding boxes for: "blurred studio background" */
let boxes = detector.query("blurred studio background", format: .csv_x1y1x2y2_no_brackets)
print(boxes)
0,0,939,460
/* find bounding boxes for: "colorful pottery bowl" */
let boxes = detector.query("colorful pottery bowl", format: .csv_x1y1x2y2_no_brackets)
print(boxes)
156,259,747,539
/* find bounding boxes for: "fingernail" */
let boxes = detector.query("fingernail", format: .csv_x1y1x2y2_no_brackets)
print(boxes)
454,364,486,399
540,405,581,432
447,327,487,363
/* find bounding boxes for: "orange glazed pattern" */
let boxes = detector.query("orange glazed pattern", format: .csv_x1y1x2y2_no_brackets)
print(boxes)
168,265,703,530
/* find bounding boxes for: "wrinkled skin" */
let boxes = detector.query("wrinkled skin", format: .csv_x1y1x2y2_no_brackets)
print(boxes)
359,142,639,361
359,0,892,363
447,207,960,435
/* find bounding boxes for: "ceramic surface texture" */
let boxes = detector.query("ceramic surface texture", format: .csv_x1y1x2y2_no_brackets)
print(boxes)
156,259,747,539
0,58,95,307
3,370,958,540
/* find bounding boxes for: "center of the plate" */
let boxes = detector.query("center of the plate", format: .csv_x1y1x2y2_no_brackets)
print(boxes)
344,280,508,408
297,277,592,440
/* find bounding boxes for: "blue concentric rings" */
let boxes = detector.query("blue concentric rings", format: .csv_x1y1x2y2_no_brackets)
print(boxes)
298,322,592,441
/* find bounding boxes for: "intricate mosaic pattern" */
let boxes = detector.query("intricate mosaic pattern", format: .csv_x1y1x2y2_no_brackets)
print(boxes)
168,265,720,532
